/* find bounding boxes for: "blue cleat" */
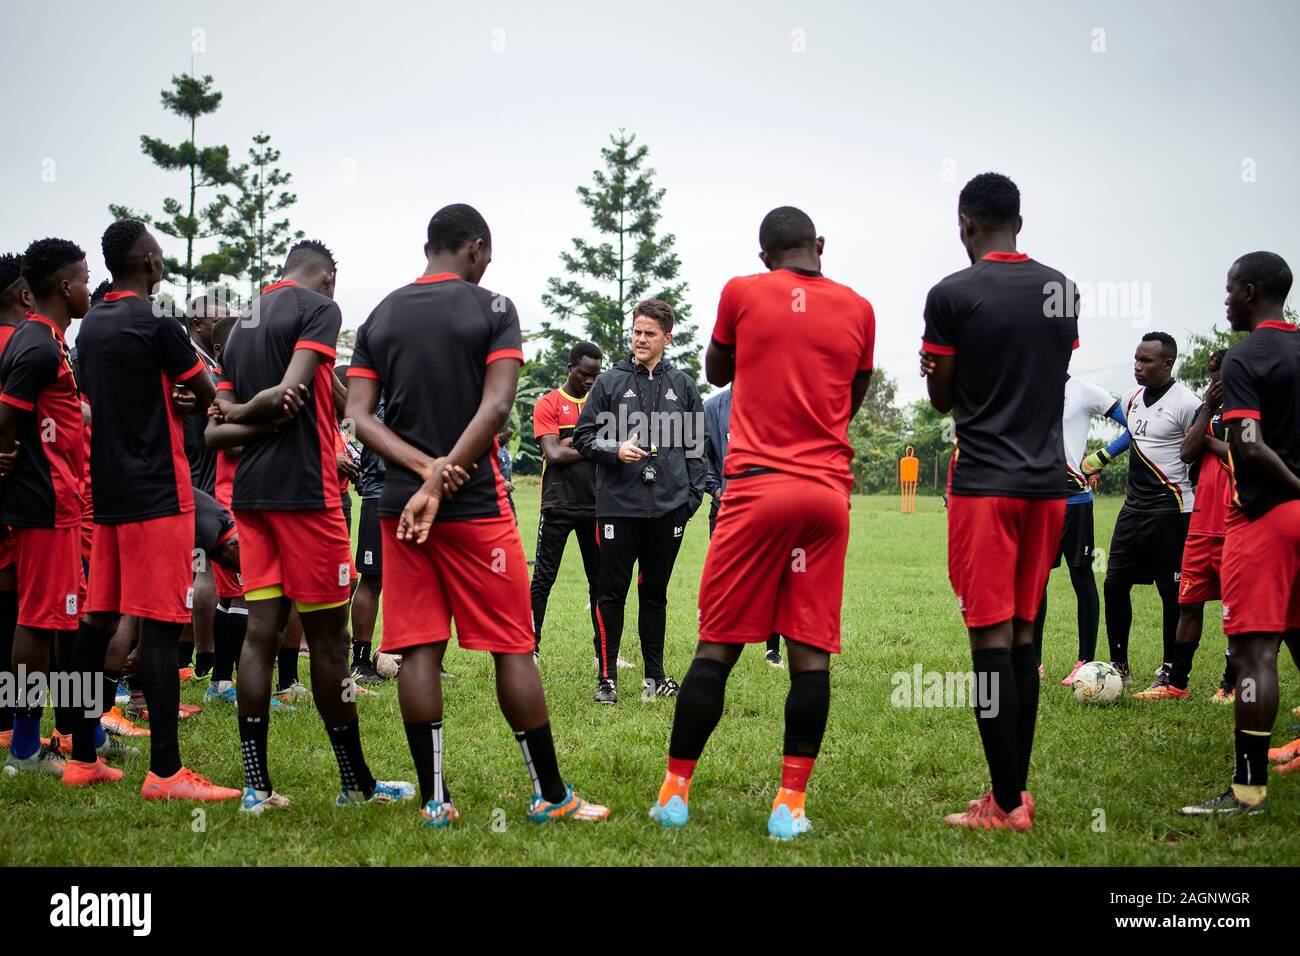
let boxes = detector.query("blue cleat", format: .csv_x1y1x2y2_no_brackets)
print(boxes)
767,803,812,841
649,794,689,829
204,682,237,705
420,799,460,829
336,779,415,806
240,787,292,815
527,784,610,824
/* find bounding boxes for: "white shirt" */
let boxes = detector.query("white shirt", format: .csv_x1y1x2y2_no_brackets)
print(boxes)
1062,376,1118,491
1123,381,1202,513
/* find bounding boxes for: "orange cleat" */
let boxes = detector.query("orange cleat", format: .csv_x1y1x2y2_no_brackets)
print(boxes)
178,703,201,716
1133,683,1190,700
63,757,124,787
0,730,11,750
178,667,195,682
1276,755,1300,775
101,707,150,737
1210,688,1235,704
1268,737,1300,764
946,791,1033,831
51,730,73,755
141,767,241,802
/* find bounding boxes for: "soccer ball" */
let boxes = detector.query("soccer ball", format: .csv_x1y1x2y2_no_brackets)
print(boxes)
1072,661,1123,705
375,652,402,679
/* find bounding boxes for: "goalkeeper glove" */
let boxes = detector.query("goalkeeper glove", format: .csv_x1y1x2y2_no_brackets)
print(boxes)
1081,449,1111,476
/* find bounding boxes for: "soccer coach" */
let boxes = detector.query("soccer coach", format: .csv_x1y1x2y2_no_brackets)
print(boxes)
573,299,707,706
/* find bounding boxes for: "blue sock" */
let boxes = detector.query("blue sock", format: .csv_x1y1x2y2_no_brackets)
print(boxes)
94,722,107,748
12,712,41,760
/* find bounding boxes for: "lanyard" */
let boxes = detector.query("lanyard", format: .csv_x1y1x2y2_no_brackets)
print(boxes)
631,367,664,421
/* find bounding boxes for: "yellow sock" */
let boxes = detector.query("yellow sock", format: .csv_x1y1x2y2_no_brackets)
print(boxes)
1231,783,1266,805
658,772,690,806
773,786,806,815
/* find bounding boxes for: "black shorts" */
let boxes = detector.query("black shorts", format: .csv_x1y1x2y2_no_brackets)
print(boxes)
1106,506,1191,584
1054,499,1095,568
355,497,382,577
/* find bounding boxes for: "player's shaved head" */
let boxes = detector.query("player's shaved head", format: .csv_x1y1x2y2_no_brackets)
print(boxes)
426,204,491,255
101,219,155,276
1230,251,1292,306
759,206,817,257
22,237,86,298
958,172,1020,229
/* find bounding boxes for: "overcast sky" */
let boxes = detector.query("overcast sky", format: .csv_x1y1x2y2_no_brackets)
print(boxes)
2,0,1296,401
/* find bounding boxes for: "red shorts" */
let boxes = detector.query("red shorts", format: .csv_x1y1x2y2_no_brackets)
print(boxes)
12,525,83,630
947,495,1066,628
1221,499,1300,636
1178,533,1224,605
698,472,850,653
211,523,243,600
236,508,354,605
86,513,194,623
213,561,243,600
379,515,534,654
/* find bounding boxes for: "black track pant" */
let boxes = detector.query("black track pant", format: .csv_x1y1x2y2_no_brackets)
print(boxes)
530,507,600,654
594,509,688,683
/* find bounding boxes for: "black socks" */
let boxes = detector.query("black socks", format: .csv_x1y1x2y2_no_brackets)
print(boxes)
668,657,732,762
514,723,566,804
784,669,830,759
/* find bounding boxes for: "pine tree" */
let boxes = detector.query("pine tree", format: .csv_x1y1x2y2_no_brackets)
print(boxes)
110,73,238,302
516,131,697,473
220,133,304,299
536,130,697,380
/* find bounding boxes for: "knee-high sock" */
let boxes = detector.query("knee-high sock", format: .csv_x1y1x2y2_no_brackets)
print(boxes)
972,648,1020,813
514,723,565,804
1103,578,1132,665
1156,576,1179,666
140,619,183,777
668,657,732,762
71,620,114,763
1010,645,1039,793
782,669,830,792
1032,585,1048,665
1069,563,1100,662
404,720,452,806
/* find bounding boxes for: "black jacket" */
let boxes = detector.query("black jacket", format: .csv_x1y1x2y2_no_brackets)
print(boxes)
573,357,708,519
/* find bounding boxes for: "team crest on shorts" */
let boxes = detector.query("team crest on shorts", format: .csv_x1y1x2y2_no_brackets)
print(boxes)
338,563,350,586
65,594,77,616
364,550,374,565
185,587,195,609
604,524,614,539
673,526,683,538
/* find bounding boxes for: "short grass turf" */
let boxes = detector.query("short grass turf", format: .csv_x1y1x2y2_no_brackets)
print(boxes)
3,486,1297,866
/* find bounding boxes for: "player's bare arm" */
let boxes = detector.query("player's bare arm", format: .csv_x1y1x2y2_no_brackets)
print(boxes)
704,338,734,387
218,348,317,424
1228,418,1300,499
850,370,873,419
923,352,955,413
539,432,585,466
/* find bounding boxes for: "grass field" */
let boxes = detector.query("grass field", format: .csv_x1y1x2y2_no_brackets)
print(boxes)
3,484,1298,866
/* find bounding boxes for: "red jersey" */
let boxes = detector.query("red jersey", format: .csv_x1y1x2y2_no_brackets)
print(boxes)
711,268,875,495
1188,411,1231,537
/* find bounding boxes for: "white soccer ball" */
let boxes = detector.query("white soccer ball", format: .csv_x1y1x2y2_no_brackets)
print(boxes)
375,652,402,679
1072,661,1123,705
